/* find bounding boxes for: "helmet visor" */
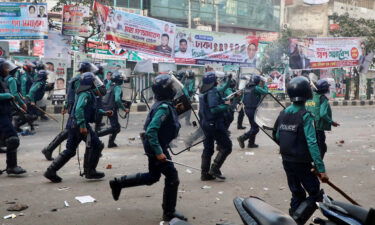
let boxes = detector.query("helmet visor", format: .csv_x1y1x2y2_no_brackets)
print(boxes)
93,75,104,88
3,60,18,73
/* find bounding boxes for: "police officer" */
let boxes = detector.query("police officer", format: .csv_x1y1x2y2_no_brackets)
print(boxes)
44,72,110,183
109,74,187,222
305,79,339,159
97,72,129,148
41,62,99,161
20,62,36,97
199,72,232,181
0,59,27,175
273,77,328,222
94,65,105,132
26,70,48,115
237,74,269,149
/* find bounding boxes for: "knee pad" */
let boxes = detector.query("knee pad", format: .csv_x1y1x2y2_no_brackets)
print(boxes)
5,136,20,151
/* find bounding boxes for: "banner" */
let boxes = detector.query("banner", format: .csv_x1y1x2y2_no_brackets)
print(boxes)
103,59,126,75
266,71,285,94
174,27,259,67
32,40,44,56
304,0,329,4
289,37,362,70
73,52,90,75
93,1,110,33
62,5,90,37
105,10,176,58
0,42,10,58
0,2,48,40
45,30,72,61
41,58,68,104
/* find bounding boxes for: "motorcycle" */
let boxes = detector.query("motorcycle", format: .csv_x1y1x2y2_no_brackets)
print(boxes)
169,195,374,225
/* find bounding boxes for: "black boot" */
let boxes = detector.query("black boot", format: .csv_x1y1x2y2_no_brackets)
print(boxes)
237,125,246,130
237,135,247,149
247,135,259,148
41,129,69,161
84,142,105,180
95,115,103,132
44,153,70,183
201,156,215,181
108,133,118,148
209,151,229,181
6,151,26,175
162,180,187,221
109,173,143,201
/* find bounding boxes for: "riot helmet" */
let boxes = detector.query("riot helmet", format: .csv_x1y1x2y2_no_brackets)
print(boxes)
77,72,106,96
22,61,36,72
77,61,99,73
35,61,45,71
247,74,261,87
36,70,49,81
152,74,180,101
111,72,124,85
0,59,18,77
176,70,186,81
316,79,330,94
200,71,217,93
287,76,313,103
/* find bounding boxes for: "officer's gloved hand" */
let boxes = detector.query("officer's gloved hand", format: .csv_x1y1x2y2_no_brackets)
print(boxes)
318,172,329,183
332,121,340,127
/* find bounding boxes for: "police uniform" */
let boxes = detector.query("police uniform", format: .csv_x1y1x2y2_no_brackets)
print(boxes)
238,79,268,148
41,62,101,161
109,75,186,222
44,72,107,183
306,92,334,159
94,66,105,131
0,60,27,175
274,77,326,223
181,73,196,125
97,75,126,148
199,72,232,181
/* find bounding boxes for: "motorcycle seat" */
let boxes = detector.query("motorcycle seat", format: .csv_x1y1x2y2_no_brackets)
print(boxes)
332,200,369,224
242,197,297,225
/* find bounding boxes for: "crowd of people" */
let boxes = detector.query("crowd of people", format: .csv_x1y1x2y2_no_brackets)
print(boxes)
0,58,338,223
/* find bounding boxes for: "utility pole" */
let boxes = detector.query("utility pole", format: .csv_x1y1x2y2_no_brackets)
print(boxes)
188,0,192,28
215,3,219,32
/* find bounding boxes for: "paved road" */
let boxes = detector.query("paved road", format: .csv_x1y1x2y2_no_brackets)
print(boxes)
0,106,374,225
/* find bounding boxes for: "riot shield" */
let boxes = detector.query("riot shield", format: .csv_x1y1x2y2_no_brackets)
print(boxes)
141,76,205,155
255,93,285,143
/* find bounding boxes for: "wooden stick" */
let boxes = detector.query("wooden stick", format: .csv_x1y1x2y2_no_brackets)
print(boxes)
32,104,59,123
326,180,361,206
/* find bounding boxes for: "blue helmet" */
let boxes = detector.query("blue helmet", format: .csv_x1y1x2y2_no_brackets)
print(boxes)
200,71,217,93
152,74,177,101
77,72,107,97
316,79,330,94
248,74,261,86
176,70,186,81
112,72,124,85
35,61,45,71
78,62,98,73
36,70,49,81
0,59,18,76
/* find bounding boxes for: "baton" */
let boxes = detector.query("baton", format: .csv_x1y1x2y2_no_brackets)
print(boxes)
32,104,59,123
312,168,360,206
166,159,201,172
58,113,65,154
326,180,360,206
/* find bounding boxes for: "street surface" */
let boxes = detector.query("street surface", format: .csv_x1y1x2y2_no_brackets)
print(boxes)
0,106,375,225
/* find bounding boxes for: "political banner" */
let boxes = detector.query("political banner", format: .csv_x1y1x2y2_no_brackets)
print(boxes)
105,10,176,58
73,52,90,75
103,59,126,75
266,71,285,94
45,30,72,61
93,1,110,33
41,58,68,104
289,37,363,70
0,2,48,40
174,27,259,67
0,41,10,58
62,5,90,37
32,40,44,56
